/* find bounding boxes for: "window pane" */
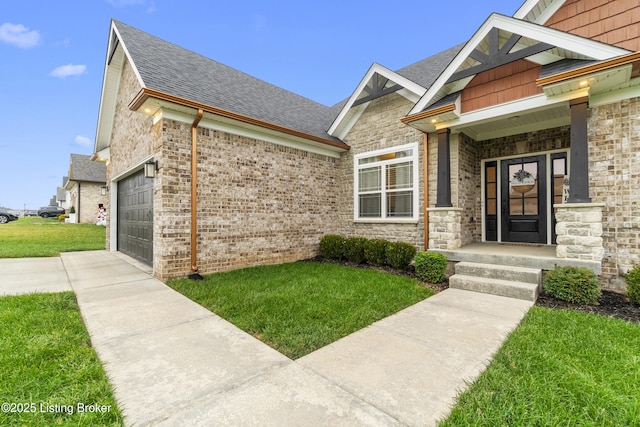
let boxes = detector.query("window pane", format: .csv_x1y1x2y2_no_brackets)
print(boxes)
387,191,413,217
510,197,523,216
359,155,380,165
487,198,497,215
486,165,496,182
487,182,496,198
524,196,538,215
359,194,381,217
386,162,413,190
358,167,381,192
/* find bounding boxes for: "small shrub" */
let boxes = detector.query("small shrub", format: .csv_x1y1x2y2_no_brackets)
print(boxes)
385,242,417,270
625,265,640,306
414,252,447,283
364,239,389,265
343,237,368,264
319,235,345,260
543,266,601,305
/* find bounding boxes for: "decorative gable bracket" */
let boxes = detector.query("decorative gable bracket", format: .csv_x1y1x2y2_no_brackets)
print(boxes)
353,73,402,107
446,28,553,84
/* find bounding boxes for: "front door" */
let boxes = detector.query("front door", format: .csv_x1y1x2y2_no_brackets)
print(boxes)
501,156,547,243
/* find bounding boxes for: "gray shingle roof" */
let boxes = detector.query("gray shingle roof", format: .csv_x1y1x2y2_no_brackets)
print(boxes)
69,154,106,183
114,20,342,142
113,21,463,140
395,44,464,91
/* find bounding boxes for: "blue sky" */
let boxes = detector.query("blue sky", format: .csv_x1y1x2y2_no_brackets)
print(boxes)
0,0,525,210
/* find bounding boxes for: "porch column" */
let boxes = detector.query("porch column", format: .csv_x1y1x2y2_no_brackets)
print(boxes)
436,128,452,207
568,97,591,203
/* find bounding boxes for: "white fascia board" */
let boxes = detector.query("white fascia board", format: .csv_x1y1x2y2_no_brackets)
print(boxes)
408,13,628,116
110,23,145,89
514,0,567,24
158,108,346,158
437,90,587,131
328,63,426,137
95,22,147,154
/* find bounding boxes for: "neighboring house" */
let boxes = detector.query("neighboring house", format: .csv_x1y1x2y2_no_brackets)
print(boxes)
65,154,107,224
56,176,70,210
93,0,640,291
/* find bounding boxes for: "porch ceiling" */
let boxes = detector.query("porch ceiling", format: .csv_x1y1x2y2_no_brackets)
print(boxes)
453,103,570,141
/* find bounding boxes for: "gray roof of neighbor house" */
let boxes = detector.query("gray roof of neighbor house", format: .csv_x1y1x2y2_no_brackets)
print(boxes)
69,154,107,183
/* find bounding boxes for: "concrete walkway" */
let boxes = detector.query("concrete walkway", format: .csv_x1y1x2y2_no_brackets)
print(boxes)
1,251,533,426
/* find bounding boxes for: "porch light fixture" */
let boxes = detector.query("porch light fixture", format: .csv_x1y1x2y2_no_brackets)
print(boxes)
144,160,158,178
100,186,108,196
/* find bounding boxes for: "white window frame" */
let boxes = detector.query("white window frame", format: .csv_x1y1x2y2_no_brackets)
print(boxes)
353,142,419,222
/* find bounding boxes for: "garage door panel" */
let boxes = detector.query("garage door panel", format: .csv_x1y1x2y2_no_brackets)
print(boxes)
117,170,153,266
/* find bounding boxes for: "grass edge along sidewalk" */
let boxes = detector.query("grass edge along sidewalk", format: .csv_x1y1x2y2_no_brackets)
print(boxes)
168,261,434,359
439,306,640,426
0,216,105,258
0,292,123,427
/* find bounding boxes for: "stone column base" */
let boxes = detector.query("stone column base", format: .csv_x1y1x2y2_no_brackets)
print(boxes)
427,207,462,250
555,203,605,262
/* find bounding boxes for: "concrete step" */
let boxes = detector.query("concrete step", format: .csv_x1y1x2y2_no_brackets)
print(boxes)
449,274,540,302
454,261,541,285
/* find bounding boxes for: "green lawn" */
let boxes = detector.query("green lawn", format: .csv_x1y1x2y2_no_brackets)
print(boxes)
0,292,123,426
0,216,105,257
439,307,640,426
168,261,434,359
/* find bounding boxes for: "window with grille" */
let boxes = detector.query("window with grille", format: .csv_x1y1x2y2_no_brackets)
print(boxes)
354,143,418,220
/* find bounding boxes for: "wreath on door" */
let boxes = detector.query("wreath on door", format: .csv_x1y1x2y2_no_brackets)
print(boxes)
511,169,535,193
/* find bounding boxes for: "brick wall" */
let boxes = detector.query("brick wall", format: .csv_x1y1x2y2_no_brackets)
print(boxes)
338,93,426,249
178,125,340,279
589,96,640,289
105,59,159,252
78,182,108,224
106,57,341,280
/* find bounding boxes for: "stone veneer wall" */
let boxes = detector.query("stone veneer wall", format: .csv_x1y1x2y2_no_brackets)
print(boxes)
427,127,570,248
338,93,426,248
589,97,640,289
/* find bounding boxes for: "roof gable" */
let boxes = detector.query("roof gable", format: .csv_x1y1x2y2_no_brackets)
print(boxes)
95,20,347,156
328,45,463,140
408,12,629,116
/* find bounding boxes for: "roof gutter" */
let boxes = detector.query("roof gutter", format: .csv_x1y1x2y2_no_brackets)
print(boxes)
189,109,204,281
130,88,350,151
536,51,640,86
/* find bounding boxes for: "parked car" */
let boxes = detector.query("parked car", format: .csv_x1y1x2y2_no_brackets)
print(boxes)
0,210,19,223
37,206,66,218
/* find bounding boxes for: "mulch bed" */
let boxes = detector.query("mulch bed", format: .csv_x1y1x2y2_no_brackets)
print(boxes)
536,289,640,323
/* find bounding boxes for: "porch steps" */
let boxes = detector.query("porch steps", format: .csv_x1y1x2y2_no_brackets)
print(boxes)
449,262,542,302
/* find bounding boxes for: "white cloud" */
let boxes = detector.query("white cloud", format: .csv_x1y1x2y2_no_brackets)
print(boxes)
49,64,87,78
74,136,92,147
0,23,40,48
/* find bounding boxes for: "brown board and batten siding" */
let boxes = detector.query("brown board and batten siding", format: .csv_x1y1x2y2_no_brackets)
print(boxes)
545,0,640,51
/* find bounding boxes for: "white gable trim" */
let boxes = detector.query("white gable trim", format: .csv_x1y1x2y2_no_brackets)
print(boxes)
328,63,426,139
94,21,147,154
408,13,629,116
514,0,567,24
